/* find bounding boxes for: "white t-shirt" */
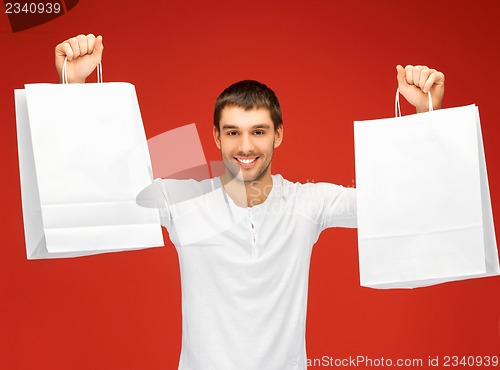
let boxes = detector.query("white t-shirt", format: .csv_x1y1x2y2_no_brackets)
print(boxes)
155,174,357,370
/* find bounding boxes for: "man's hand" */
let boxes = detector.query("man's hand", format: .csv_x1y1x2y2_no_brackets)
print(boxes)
396,65,445,113
55,34,104,83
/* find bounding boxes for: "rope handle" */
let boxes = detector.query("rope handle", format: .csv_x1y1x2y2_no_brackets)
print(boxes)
395,88,432,117
61,57,103,84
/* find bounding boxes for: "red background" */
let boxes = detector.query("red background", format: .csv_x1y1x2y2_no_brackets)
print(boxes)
1,0,499,369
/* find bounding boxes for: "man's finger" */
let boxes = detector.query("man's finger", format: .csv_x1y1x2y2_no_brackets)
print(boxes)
77,34,88,55
422,72,438,93
67,37,81,60
434,71,445,86
412,65,427,87
404,64,414,85
419,68,433,91
87,34,96,55
58,41,74,61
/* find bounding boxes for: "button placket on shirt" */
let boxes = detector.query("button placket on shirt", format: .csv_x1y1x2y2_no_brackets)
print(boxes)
248,208,258,257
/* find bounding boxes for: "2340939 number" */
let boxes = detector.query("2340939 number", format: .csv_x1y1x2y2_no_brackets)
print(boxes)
443,355,499,367
5,2,61,14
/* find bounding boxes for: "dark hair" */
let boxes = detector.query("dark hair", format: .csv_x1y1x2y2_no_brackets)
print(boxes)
213,80,283,131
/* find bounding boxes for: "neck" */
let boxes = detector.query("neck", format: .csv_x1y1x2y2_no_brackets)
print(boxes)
220,170,273,207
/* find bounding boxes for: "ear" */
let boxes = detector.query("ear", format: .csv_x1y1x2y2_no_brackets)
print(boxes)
273,125,283,149
213,126,221,149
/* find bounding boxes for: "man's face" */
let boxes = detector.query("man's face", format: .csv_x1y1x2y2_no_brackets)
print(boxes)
213,106,283,183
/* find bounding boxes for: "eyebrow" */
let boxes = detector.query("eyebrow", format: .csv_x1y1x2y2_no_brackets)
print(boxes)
221,124,272,130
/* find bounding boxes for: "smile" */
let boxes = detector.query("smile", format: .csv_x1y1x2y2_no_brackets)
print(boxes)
235,157,259,166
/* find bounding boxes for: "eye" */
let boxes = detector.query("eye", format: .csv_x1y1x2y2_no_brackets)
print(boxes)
227,131,238,136
254,130,265,135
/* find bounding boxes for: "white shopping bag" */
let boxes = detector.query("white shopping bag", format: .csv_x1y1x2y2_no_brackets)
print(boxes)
354,91,500,288
15,69,164,259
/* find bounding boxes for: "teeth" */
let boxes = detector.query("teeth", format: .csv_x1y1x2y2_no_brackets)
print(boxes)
238,158,256,164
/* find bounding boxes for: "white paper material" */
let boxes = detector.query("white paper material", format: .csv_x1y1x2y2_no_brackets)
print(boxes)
15,83,164,259
354,104,499,288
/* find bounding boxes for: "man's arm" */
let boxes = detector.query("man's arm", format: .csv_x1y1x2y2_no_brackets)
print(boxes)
396,64,445,113
55,34,104,83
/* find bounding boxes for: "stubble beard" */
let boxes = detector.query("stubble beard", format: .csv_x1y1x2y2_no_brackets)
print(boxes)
222,149,274,184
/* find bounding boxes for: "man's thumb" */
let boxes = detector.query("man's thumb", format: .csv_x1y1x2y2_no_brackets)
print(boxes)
94,35,104,58
396,65,407,89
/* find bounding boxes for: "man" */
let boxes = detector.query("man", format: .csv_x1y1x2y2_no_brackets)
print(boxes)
55,34,445,370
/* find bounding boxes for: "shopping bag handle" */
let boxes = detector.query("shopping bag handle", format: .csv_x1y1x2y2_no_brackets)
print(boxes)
61,57,103,84
395,88,432,117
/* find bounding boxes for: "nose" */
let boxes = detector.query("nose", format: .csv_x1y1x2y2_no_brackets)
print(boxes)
238,132,255,154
